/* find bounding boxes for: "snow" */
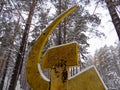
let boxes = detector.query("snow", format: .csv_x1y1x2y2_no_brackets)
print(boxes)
16,80,24,90
46,41,78,50
38,64,50,82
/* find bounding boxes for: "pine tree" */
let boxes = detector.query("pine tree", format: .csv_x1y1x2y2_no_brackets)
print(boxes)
8,0,36,89
105,0,120,40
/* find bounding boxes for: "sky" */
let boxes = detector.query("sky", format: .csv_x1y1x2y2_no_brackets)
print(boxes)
85,1,119,55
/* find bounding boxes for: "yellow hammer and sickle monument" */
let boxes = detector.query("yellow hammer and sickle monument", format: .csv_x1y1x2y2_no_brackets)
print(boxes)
26,5,107,90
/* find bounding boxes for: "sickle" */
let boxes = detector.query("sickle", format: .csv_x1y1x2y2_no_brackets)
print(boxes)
26,5,78,90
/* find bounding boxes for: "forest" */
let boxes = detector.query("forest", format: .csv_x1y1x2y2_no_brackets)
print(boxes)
0,0,120,90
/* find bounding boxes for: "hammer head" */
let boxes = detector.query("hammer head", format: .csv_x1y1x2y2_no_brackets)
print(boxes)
41,42,79,70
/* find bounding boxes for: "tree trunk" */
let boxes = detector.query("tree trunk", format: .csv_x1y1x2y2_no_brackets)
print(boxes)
0,16,20,90
63,0,67,44
63,19,66,43
105,0,120,40
8,0,36,89
58,0,62,45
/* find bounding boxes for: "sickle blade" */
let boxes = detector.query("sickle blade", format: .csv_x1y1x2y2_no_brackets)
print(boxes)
26,5,78,90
